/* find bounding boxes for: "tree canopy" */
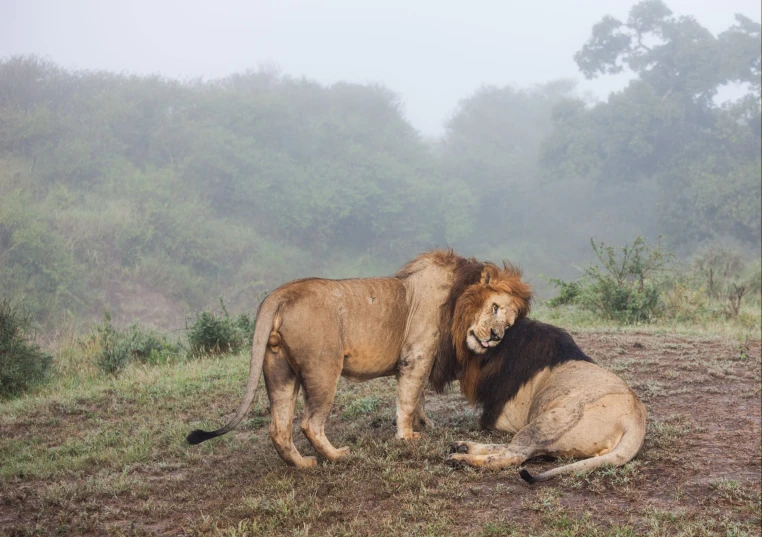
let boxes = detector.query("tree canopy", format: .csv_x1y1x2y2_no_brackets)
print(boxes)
542,0,761,248
0,1,759,326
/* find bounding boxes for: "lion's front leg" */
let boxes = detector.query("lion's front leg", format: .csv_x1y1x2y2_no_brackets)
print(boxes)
448,441,505,456
447,450,528,469
395,346,435,440
447,441,533,469
413,392,435,430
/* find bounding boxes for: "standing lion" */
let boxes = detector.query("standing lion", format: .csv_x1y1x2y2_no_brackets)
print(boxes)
187,250,532,468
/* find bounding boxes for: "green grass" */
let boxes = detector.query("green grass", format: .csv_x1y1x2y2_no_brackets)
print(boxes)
1,327,759,536
533,301,762,340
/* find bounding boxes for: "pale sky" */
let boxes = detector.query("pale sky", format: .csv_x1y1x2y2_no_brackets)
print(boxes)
2,0,759,134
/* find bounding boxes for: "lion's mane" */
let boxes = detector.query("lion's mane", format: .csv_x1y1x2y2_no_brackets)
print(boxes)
432,261,533,400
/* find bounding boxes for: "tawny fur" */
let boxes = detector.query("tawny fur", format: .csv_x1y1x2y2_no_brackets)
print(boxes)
188,249,507,468
443,270,646,482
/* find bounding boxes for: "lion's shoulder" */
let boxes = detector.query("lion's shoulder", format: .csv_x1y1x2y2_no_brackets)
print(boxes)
475,318,595,428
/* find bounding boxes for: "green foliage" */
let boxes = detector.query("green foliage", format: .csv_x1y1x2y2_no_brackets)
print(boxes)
0,13,760,331
187,299,255,356
88,313,182,375
0,189,82,320
548,237,761,327
546,278,581,307
0,299,53,398
440,81,577,245
688,246,761,320
542,1,762,250
660,277,710,323
550,236,676,322
0,56,451,324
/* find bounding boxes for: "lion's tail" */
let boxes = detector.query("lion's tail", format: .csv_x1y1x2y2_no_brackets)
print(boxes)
519,418,646,484
186,296,281,445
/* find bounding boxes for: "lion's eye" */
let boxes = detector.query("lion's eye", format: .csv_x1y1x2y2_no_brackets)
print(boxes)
492,303,499,314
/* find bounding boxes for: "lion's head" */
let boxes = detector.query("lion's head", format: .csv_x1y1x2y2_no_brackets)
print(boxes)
452,262,532,354
430,258,533,396
447,262,532,401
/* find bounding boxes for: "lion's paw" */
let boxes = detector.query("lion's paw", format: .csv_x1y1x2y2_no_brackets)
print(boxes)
298,456,318,469
416,417,436,430
448,442,469,454
445,455,468,468
332,446,351,459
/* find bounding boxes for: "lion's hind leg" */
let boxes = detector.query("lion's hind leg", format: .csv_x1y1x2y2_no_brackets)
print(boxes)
299,357,350,462
452,405,584,470
264,350,316,469
447,405,585,469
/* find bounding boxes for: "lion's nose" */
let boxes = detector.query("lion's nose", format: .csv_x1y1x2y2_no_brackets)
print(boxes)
489,328,501,341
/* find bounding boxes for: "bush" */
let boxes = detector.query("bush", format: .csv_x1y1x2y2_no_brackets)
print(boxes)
187,298,255,355
546,278,581,307
88,313,182,375
0,299,53,398
661,278,709,323
691,246,760,319
122,323,182,365
691,245,744,299
548,236,676,323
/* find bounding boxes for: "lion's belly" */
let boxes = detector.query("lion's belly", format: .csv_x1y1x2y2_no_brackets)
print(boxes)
278,277,410,381
341,345,401,381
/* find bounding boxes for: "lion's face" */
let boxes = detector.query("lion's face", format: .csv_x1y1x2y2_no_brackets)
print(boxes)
465,291,521,354
451,262,533,361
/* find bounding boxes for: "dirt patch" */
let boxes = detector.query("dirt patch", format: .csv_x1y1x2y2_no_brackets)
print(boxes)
1,331,760,536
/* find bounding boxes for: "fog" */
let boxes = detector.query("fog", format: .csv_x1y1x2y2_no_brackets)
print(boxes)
3,0,758,134
0,0,760,325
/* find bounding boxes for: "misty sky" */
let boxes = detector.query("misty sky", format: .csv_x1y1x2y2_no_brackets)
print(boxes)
2,0,759,135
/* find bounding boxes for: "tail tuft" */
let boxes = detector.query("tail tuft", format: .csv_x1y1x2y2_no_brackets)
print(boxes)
187,429,217,445
519,469,537,484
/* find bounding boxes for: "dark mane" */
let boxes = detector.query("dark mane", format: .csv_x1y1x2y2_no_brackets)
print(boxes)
429,256,485,393
471,318,594,429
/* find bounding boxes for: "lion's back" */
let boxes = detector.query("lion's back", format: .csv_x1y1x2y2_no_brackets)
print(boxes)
271,277,410,376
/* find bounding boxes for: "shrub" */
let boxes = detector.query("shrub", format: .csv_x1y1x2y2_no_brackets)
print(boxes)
546,278,581,307
691,247,761,319
0,299,54,398
548,236,676,323
187,298,255,355
122,323,182,366
88,313,182,375
661,278,709,323
691,246,744,299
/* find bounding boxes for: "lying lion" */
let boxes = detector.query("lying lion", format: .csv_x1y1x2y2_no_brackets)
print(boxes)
187,250,532,468
439,264,647,482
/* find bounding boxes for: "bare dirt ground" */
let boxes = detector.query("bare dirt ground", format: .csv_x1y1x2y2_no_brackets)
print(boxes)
1,331,760,536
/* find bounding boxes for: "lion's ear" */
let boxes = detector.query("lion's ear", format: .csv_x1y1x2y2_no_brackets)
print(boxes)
480,265,497,287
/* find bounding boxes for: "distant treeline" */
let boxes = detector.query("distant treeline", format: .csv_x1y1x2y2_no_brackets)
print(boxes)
0,0,759,326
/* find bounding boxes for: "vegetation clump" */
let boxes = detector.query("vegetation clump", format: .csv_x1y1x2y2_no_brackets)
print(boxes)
0,299,53,398
187,299,255,356
87,313,183,375
548,237,760,326
1,2,759,327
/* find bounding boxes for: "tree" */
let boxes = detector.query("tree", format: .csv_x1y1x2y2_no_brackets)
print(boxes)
440,81,578,249
540,1,761,251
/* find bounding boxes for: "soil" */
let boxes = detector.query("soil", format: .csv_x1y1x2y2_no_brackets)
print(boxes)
1,331,760,536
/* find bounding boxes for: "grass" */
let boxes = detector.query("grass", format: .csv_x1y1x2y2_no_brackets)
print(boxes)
533,301,762,340
1,326,760,536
